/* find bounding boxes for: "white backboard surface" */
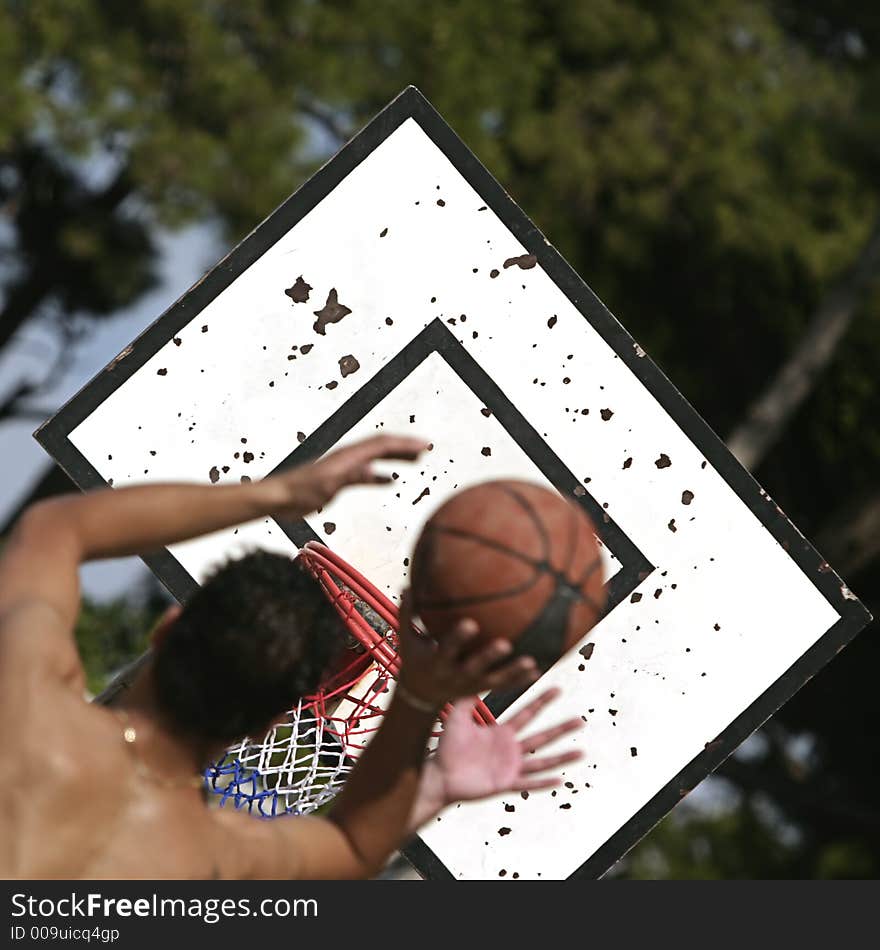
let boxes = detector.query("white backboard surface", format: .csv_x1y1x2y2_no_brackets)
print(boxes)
38,88,870,879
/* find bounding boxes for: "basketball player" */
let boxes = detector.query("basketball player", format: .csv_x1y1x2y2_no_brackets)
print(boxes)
0,434,582,878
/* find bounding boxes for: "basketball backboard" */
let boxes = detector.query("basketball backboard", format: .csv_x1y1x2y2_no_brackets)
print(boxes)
37,87,870,879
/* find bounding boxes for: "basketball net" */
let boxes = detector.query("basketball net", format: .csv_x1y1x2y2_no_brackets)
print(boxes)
204,542,496,817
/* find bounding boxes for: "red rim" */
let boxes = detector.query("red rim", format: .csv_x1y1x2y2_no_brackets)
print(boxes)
300,542,496,726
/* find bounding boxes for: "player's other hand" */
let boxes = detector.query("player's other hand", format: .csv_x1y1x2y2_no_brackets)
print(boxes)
395,589,540,711
269,435,430,517
432,689,583,803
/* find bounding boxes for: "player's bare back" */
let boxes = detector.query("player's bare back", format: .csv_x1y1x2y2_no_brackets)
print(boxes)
0,435,579,880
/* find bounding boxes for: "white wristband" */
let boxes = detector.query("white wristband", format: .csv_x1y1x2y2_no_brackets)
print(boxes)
395,681,440,714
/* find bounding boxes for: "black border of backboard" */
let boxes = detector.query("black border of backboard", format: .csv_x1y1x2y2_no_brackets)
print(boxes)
268,316,652,718
35,86,871,881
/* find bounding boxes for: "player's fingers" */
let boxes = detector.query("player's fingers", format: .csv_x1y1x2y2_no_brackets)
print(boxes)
358,465,392,485
483,656,540,691
521,749,583,775
447,695,481,722
351,434,431,463
505,687,562,733
437,618,481,661
461,637,512,677
519,718,584,754
396,588,416,636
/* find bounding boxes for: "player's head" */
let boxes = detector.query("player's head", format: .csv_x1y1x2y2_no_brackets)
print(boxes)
151,551,344,746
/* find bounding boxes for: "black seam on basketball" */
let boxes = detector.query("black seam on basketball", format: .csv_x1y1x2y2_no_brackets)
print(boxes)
562,507,580,576
423,522,599,610
508,576,577,669
577,553,603,586
579,591,604,614
430,523,546,572
492,483,552,562
415,574,543,611
555,579,595,607
420,564,596,613
486,572,601,715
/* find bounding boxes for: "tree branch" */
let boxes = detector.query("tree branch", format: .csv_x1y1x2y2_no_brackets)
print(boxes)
0,268,52,353
296,97,353,149
813,490,880,580
727,216,880,471
0,315,80,422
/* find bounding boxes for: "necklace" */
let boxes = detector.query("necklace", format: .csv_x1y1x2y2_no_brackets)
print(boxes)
114,708,206,791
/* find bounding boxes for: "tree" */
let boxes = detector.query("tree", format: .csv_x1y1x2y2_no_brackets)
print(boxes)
75,594,156,697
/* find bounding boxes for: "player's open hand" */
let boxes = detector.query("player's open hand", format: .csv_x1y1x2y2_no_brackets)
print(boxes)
406,687,583,830
395,590,540,711
435,689,582,800
270,435,429,517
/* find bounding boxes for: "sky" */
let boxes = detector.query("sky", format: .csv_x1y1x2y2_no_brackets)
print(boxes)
0,223,220,601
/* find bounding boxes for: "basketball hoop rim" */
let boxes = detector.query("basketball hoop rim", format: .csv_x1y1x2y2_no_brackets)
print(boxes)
298,541,496,726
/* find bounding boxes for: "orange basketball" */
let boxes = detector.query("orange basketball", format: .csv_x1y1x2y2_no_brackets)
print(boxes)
410,480,605,671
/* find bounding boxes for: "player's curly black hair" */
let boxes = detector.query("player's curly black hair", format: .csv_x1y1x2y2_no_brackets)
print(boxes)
153,551,345,745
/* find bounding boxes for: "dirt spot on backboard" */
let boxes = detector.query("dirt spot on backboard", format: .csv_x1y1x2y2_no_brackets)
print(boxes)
339,355,360,377
503,253,537,270
208,466,220,484
655,453,672,469
313,289,352,335
284,276,312,304
682,490,694,505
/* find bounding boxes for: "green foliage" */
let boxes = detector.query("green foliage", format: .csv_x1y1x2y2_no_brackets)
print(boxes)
620,804,798,880
74,596,157,696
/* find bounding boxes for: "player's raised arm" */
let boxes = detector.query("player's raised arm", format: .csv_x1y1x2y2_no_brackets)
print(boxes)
0,435,427,674
219,594,542,880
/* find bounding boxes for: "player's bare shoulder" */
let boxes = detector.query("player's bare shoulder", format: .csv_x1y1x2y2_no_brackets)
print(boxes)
208,804,295,879
0,602,86,695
